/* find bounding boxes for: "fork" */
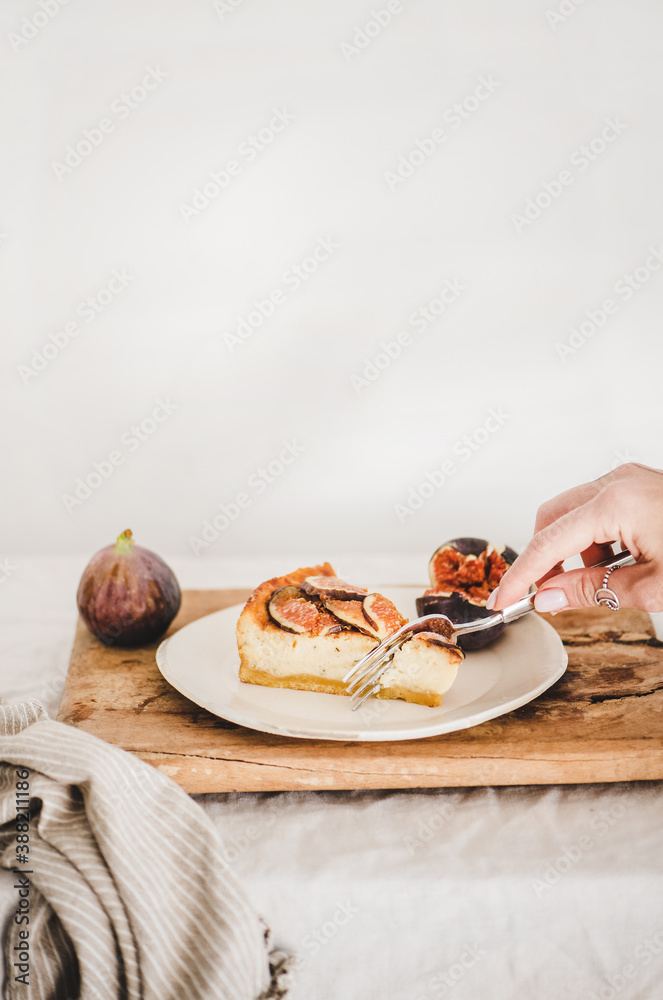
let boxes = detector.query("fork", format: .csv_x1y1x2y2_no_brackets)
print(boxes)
343,549,635,711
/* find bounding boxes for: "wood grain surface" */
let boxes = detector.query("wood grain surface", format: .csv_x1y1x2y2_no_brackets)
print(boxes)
57,589,663,793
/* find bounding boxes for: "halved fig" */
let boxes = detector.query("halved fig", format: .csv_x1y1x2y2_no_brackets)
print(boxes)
268,585,342,635
323,599,379,637
362,593,408,640
418,537,518,651
301,576,367,601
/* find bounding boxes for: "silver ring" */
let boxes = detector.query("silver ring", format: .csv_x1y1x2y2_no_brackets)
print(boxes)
594,565,621,611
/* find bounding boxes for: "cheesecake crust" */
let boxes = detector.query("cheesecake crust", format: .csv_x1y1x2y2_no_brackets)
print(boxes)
237,663,445,707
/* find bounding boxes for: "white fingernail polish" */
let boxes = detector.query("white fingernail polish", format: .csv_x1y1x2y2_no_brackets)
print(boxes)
534,589,568,613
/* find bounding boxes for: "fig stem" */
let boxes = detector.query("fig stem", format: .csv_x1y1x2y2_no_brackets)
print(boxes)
115,529,134,555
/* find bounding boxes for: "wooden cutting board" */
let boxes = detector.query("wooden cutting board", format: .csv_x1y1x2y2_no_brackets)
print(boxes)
57,588,663,793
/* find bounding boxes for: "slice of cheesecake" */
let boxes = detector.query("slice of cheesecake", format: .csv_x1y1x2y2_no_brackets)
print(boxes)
236,563,464,707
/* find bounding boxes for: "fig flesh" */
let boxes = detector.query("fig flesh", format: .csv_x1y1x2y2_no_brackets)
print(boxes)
301,576,367,600
418,537,517,651
362,593,408,640
268,586,342,635
267,576,409,641
323,599,378,637
407,615,456,642
77,529,181,646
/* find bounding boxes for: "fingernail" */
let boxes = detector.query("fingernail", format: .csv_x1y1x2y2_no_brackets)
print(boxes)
486,588,498,610
534,589,568,613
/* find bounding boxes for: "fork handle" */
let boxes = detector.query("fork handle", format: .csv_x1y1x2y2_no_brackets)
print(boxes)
455,591,536,636
500,592,536,623
498,549,635,625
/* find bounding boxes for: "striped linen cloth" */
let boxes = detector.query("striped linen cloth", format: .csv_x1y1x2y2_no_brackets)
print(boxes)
0,700,291,999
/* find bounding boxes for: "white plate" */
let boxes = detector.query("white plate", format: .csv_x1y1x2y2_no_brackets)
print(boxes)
156,586,568,742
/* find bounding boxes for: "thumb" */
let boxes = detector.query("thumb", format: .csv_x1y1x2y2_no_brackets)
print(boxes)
533,563,654,613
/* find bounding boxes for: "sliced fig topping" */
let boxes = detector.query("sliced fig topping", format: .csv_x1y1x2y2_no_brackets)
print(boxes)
409,630,460,650
323,599,379,637
301,576,368,601
268,586,342,635
409,609,455,641
362,593,408,640
318,619,345,636
406,631,464,662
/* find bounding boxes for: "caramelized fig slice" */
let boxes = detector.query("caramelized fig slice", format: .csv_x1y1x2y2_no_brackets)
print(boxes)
268,586,342,635
408,608,456,642
362,593,408,641
301,576,368,601
323,599,379,638
406,630,464,663
317,619,345,636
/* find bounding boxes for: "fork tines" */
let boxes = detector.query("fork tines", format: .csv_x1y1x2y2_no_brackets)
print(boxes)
343,623,413,711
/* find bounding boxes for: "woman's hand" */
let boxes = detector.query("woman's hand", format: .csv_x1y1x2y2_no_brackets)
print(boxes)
489,463,663,614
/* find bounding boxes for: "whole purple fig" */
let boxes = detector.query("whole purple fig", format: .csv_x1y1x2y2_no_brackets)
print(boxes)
77,529,181,646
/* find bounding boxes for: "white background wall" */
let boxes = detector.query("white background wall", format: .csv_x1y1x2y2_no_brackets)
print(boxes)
2,0,661,562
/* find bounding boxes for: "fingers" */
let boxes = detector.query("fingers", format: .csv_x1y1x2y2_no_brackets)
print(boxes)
533,562,656,612
580,542,617,567
536,562,564,586
492,543,617,610
533,477,615,534
493,499,615,609
531,462,645,536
